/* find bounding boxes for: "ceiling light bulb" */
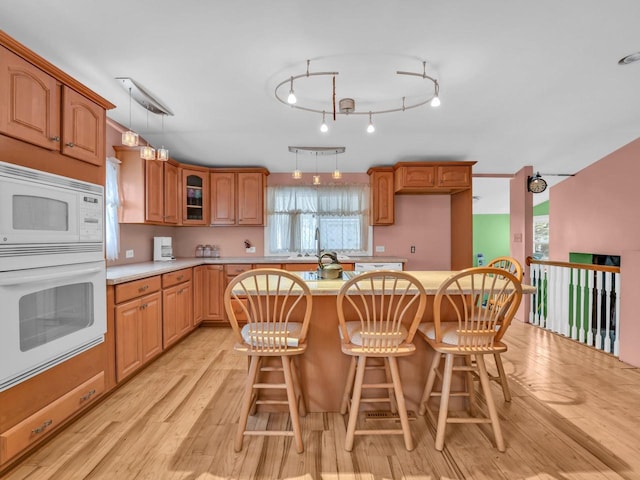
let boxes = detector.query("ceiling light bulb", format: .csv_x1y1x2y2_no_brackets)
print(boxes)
332,169,342,179
140,145,156,160
320,111,328,132
367,112,375,133
430,95,441,107
292,169,302,179
287,77,296,104
157,147,169,161
313,175,321,185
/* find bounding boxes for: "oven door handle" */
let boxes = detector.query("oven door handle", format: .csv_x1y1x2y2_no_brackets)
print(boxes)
0,266,103,287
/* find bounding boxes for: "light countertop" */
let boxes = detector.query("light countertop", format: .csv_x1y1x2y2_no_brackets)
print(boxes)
106,256,408,285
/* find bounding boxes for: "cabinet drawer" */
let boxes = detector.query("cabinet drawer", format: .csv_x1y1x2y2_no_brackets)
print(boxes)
284,263,318,272
225,264,252,276
162,268,192,288
115,276,161,303
0,372,104,464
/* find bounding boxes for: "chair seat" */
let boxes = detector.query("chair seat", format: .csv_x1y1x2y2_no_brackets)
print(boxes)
340,321,415,355
418,322,507,354
240,322,303,348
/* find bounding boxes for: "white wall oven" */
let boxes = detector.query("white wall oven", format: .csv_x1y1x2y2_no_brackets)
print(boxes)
0,161,106,392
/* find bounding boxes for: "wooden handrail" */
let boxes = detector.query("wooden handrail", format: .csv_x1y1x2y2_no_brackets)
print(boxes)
526,256,620,274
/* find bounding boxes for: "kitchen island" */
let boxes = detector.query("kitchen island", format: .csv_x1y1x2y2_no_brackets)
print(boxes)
240,270,534,413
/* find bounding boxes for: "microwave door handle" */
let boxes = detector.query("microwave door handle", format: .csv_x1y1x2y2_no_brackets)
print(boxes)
0,266,103,287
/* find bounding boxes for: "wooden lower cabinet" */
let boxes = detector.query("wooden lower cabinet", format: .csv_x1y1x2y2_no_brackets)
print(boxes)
0,372,104,466
114,277,163,382
162,269,193,348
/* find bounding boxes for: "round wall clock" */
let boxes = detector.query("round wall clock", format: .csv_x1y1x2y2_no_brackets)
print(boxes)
527,173,547,193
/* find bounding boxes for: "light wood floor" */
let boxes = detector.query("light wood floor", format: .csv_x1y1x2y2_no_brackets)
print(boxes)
3,321,640,480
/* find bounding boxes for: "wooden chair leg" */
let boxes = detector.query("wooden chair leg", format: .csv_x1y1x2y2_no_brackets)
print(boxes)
464,355,477,415
235,355,261,452
345,355,367,452
248,356,263,417
434,353,454,451
281,355,304,453
291,357,307,417
384,358,398,414
476,354,505,452
493,353,512,402
419,351,442,416
340,356,357,415
387,356,414,451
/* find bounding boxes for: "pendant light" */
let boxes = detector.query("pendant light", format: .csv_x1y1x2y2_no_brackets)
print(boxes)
121,87,139,146
140,109,155,160
320,111,328,133
156,114,169,161
312,152,320,185
292,150,302,179
366,112,375,133
332,151,342,179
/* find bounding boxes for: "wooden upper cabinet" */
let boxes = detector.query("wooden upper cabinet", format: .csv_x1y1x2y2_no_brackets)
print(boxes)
394,162,473,194
210,171,236,225
182,167,210,225
210,169,267,226
368,167,395,225
0,45,107,166
0,46,60,150
237,172,264,225
61,86,105,166
115,146,180,225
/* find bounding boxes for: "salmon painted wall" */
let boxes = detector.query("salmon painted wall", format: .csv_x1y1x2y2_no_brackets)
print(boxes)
550,136,640,367
510,166,533,322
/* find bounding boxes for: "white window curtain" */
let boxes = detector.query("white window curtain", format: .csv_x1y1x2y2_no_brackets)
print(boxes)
267,184,370,254
105,157,121,261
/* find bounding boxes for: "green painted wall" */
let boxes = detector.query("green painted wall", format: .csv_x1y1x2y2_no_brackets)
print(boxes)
472,214,510,266
533,200,549,216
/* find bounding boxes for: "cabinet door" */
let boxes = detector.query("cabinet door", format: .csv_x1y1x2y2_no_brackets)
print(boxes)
193,266,206,325
61,86,105,166
145,160,164,223
210,172,236,225
204,266,225,322
237,172,264,225
437,165,471,188
177,281,193,337
115,299,142,381
162,285,179,348
163,162,180,224
182,168,209,225
0,47,60,150
140,291,162,363
369,169,394,225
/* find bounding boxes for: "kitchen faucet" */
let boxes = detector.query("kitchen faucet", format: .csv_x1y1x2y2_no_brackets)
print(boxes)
315,226,323,258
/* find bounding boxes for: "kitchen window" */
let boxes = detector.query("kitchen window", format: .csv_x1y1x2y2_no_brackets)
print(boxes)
266,184,370,255
105,157,121,261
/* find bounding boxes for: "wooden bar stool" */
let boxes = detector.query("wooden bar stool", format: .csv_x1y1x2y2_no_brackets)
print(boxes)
418,267,522,451
485,256,523,401
337,271,427,451
224,268,312,453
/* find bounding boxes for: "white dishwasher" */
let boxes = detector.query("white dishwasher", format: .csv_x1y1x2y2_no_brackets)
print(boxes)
354,262,404,271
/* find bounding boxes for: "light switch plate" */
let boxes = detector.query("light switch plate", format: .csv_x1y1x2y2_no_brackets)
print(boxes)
125,249,134,258
375,245,385,252
246,247,256,253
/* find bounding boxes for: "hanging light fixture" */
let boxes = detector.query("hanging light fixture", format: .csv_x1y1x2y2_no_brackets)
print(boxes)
332,151,342,179
275,59,440,133
366,112,375,133
121,87,139,147
292,150,302,179
140,144,156,160
156,114,169,161
320,111,328,133
313,152,321,185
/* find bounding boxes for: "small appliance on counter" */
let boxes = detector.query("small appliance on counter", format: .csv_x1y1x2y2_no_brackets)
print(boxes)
154,236,174,261
317,252,343,279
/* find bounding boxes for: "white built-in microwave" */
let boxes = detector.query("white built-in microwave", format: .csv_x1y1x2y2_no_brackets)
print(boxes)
0,161,104,271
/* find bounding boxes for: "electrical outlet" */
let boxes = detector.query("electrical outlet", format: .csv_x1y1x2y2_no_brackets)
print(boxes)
375,245,385,253
125,249,134,258
410,246,416,253
245,246,256,253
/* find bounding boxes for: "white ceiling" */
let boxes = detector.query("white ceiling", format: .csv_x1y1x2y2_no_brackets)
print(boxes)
2,1,639,214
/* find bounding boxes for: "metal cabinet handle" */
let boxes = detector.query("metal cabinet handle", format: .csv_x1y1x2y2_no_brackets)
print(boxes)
32,419,53,434
50,136,60,142
138,285,149,292
140,303,148,310
65,142,75,147
177,275,184,281
80,389,96,402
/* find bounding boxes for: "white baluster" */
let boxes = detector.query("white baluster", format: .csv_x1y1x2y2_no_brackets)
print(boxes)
604,272,612,353
560,266,570,337
578,268,586,344
570,268,578,340
614,272,621,356
529,264,538,325
540,266,548,328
